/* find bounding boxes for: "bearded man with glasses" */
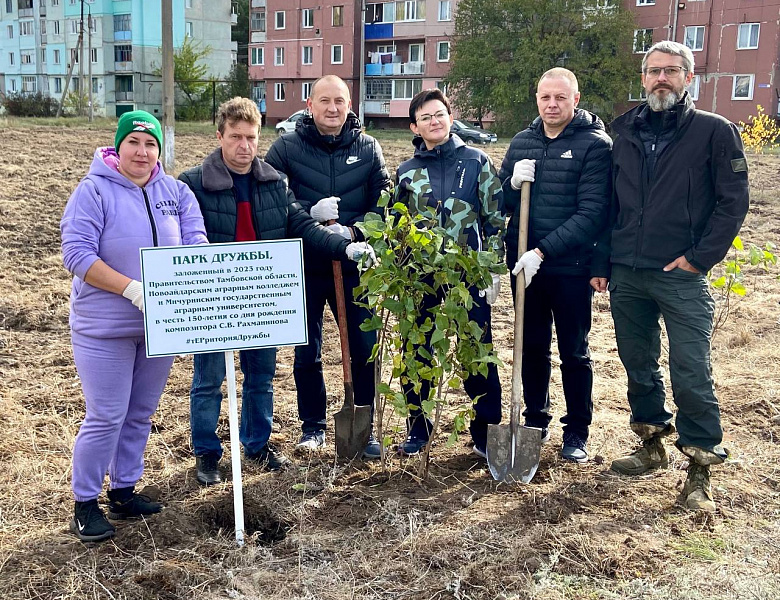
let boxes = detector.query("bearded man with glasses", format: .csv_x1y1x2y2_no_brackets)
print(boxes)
591,41,750,512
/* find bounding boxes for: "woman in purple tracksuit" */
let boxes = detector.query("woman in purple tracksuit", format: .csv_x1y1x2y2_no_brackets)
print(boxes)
61,111,207,543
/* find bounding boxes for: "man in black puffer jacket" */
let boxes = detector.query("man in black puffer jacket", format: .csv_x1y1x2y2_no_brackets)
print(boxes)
265,76,392,459
180,98,374,485
498,68,612,464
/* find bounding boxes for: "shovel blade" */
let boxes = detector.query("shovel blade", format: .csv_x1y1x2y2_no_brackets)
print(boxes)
486,424,542,484
334,403,372,460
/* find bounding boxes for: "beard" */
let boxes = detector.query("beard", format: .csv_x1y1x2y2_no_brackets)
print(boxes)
647,87,680,112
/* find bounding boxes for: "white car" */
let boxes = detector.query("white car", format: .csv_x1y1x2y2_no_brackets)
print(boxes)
275,110,307,136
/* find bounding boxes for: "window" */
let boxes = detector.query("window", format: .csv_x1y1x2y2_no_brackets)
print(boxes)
251,10,265,32
185,21,193,37
92,77,98,93
39,19,46,35
302,8,313,28
5,0,11,12
114,13,131,37
20,20,32,36
40,48,46,63
737,23,759,50
51,0,58,5
302,45,313,65
6,24,12,38
365,78,392,99
628,78,647,101
22,76,36,92
377,44,395,53
393,79,422,99
366,3,385,23
91,48,97,63
383,2,395,22
633,28,652,53
252,81,266,101
8,52,14,65
438,0,451,21
53,77,62,93
636,0,654,4
436,80,447,94
275,82,285,101
70,48,78,64
302,81,313,99
251,46,263,65
684,26,705,51
332,6,343,26
9,78,16,92
275,10,285,30
688,74,700,101
185,0,192,7
114,44,131,62
331,44,343,64
732,74,754,100
409,43,423,62
53,20,60,35
69,18,79,34
88,16,96,34
274,46,284,65
21,51,33,64
437,41,450,62
397,0,425,21
53,48,60,63
116,75,133,93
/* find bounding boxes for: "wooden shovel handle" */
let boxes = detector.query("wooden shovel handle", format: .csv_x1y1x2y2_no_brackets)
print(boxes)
510,181,531,431
332,260,354,392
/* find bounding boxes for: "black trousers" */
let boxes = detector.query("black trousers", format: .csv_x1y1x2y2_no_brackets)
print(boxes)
510,270,594,440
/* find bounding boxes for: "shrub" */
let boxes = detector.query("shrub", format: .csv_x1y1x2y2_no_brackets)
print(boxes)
1,92,59,117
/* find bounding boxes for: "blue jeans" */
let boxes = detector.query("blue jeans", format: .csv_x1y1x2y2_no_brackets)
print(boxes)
190,348,277,458
294,264,377,433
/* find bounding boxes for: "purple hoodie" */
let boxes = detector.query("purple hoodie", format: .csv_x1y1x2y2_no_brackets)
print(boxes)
61,148,208,338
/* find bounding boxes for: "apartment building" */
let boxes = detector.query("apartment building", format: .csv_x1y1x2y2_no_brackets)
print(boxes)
0,0,236,117
626,0,778,124
249,0,456,127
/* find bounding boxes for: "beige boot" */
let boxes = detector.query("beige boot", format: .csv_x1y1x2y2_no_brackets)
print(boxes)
680,462,715,512
610,436,668,476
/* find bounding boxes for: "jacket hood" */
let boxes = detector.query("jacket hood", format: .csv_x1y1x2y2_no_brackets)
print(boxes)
297,110,362,149
611,91,694,137
411,133,466,158
201,147,281,191
85,147,165,189
529,108,606,137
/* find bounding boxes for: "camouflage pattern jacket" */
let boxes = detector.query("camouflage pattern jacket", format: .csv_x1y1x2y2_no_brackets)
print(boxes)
395,135,505,260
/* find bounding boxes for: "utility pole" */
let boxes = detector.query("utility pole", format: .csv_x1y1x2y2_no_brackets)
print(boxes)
161,0,175,172
358,0,366,126
56,36,81,118
88,6,93,122
79,0,85,116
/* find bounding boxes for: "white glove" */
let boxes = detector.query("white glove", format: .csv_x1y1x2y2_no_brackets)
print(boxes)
479,273,501,306
511,159,535,189
345,242,376,267
122,279,144,313
326,223,353,240
512,250,543,288
310,196,340,223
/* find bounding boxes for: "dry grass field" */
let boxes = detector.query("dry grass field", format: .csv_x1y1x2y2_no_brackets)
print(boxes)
0,122,779,600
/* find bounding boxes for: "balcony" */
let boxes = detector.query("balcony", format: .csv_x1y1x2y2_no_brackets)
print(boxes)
116,91,134,101
231,12,238,25
250,31,266,43
19,8,33,17
365,23,393,40
364,100,390,115
366,61,424,76
39,5,45,16
250,0,265,6
114,61,133,71
115,30,131,41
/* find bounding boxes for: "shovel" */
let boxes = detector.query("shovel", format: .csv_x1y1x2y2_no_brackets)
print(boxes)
332,259,372,459
486,180,542,483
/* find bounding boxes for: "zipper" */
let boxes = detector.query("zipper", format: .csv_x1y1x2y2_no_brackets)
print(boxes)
141,188,159,247
329,152,336,196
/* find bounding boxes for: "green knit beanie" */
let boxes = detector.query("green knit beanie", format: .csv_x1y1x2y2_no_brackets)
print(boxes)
115,110,163,151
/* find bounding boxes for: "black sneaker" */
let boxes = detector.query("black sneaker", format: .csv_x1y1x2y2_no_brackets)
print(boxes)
247,443,292,471
397,434,430,456
70,499,115,543
561,432,589,463
196,454,221,486
107,488,163,520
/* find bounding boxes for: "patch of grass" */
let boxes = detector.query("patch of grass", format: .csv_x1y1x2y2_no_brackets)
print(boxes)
671,533,728,562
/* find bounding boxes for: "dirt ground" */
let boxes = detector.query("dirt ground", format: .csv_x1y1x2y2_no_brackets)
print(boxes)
0,124,779,600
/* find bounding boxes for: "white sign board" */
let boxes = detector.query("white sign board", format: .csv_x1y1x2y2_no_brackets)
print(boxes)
140,240,307,357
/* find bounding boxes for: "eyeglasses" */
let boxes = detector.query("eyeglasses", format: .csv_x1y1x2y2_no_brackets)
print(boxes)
644,66,687,78
417,110,449,124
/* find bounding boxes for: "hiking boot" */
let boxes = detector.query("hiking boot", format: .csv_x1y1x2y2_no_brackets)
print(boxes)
296,430,325,452
195,454,221,486
610,436,668,476
107,487,162,520
362,435,382,460
561,432,589,464
397,434,430,456
680,462,716,512
247,443,292,471
70,499,115,543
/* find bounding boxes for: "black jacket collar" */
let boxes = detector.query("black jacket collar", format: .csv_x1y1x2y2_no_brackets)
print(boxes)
201,147,281,191
612,91,695,138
